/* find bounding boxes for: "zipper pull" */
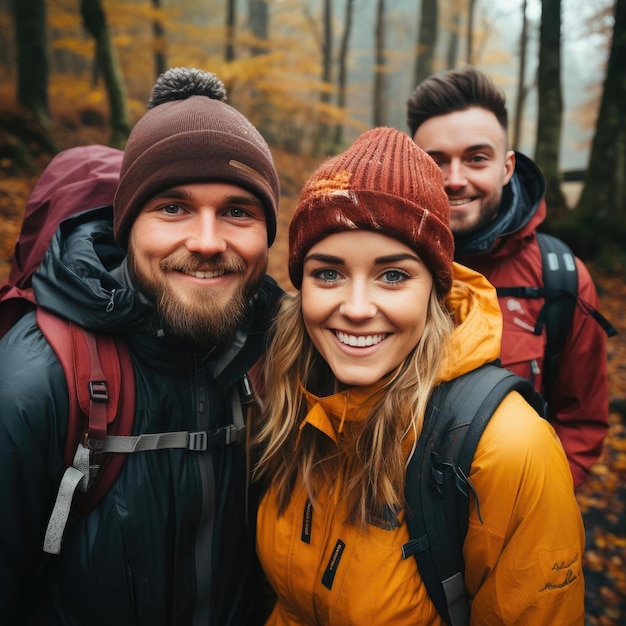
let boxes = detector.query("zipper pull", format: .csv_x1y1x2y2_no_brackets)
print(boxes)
106,289,116,312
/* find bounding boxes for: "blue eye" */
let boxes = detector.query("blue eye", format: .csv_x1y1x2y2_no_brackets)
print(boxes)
226,207,247,218
382,269,408,284
162,204,182,215
315,269,340,283
468,154,490,165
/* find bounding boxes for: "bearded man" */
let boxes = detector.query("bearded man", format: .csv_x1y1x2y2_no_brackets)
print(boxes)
0,67,282,626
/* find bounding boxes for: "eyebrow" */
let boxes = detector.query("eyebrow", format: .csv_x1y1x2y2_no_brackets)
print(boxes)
304,252,421,265
464,143,495,152
150,188,263,207
426,143,496,157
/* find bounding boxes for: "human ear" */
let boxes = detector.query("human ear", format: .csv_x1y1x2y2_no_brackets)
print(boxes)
503,150,516,185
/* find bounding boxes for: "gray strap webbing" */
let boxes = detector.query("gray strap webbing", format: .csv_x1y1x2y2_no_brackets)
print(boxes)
231,385,245,431
103,431,201,453
43,444,91,555
442,572,470,626
102,424,245,453
43,388,246,555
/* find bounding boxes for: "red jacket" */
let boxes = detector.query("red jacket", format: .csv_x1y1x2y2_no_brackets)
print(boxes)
456,152,609,487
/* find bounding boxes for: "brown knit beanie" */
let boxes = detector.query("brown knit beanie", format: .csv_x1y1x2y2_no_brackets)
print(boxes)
113,67,280,247
289,127,454,295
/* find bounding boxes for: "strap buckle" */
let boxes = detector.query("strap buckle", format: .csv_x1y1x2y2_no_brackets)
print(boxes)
88,380,109,402
188,431,208,451
187,425,246,451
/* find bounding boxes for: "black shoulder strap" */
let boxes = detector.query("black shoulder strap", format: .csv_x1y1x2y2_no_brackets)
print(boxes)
497,233,616,398
403,364,544,626
535,233,578,396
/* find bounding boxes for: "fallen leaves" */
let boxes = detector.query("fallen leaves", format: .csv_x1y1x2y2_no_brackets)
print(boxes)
577,275,626,625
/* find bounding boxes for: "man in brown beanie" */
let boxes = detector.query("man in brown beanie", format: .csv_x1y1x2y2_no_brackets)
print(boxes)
0,67,282,626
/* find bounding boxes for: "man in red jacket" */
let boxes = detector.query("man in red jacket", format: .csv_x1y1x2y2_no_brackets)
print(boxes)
407,66,609,488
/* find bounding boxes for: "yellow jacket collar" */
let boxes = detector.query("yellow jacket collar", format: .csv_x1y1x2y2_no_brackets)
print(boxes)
299,382,386,443
438,263,502,383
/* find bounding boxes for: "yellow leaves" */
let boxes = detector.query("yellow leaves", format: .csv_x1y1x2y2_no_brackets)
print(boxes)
611,438,626,452
48,75,106,107
0,178,33,261
52,37,94,59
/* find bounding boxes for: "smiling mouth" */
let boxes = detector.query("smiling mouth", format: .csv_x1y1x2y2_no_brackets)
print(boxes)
336,331,387,347
180,268,227,279
448,197,475,207
174,269,226,278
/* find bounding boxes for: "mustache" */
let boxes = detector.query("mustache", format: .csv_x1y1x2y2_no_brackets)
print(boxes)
159,252,246,275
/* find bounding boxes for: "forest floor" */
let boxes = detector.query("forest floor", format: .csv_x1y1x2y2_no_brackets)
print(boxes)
1,110,625,624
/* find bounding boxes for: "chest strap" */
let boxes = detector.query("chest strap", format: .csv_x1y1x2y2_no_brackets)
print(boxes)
43,386,246,555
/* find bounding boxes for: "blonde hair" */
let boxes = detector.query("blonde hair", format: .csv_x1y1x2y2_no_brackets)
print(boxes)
253,287,454,528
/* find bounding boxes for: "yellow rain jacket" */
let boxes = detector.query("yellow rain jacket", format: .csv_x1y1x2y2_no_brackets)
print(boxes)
257,263,585,625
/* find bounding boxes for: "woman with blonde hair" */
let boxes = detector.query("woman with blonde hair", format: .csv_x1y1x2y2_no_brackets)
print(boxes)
254,127,584,625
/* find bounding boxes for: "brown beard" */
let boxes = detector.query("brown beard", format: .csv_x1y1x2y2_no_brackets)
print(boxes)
450,195,501,239
129,250,266,346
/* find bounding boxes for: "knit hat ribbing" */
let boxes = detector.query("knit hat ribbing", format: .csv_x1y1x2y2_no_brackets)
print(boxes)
113,68,280,247
288,127,454,295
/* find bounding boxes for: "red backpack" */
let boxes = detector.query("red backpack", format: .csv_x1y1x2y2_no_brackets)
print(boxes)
0,145,135,552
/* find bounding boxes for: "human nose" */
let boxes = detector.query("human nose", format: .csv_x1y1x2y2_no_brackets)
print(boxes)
444,159,467,189
185,211,227,256
338,282,377,321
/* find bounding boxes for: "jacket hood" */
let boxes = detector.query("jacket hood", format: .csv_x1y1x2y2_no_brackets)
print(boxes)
33,206,151,335
9,145,123,290
437,262,502,383
454,151,546,258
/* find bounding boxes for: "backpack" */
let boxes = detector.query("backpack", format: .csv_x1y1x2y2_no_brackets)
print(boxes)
402,362,546,626
496,232,616,398
0,146,132,552
0,146,256,556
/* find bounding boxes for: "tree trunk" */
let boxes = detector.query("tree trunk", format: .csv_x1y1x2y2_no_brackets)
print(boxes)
373,0,386,127
413,0,438,89
151,0,166,78
575,0,626,256
535,0,567,215
225,0,236,62
80,0,131,148
248,0,269,55
466,0,476,65
334,0,355,147
512,0,529,150
12,0,48,122
247,0,271,140
446,2,462,69
315,0,333,154
321,0,332,100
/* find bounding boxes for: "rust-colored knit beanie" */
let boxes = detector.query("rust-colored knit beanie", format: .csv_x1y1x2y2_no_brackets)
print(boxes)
289,127,454,295
113,67,280,247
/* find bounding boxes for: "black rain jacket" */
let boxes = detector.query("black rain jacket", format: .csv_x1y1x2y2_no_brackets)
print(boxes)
0,207,283,626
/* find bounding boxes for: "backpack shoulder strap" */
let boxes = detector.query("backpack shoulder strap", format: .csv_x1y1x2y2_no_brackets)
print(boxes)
496,234,616,397
403,363,543,626
0,284,37,337
37,308,252,554
535,233,578,395
36,308,135,554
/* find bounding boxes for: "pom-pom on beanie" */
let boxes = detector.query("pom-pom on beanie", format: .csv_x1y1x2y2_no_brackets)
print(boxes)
288,126,454,295
113,67,280,248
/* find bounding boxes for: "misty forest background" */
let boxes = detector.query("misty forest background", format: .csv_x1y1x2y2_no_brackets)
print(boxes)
0,0,625,624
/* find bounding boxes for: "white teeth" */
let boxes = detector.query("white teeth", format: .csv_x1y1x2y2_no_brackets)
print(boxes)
336,332,385,347
184,269,225,279
448,198,472,206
